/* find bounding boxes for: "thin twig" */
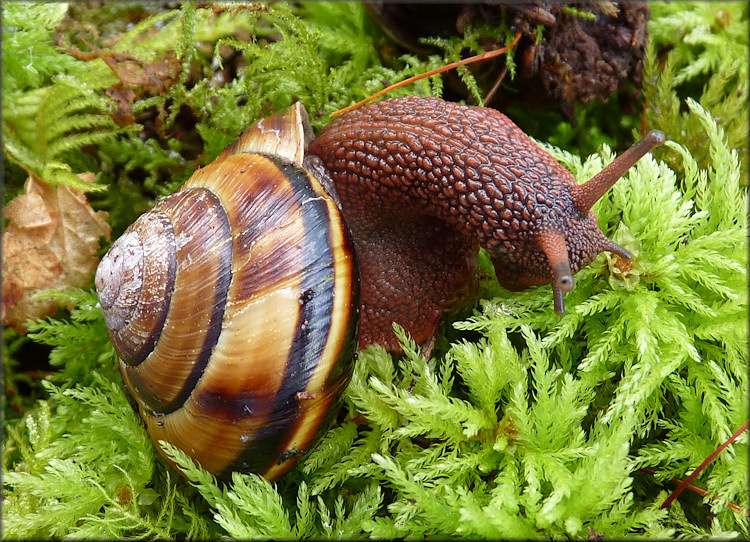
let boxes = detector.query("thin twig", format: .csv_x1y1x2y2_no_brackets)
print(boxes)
659,420,749,511
483,63,509,106
331,30,523,117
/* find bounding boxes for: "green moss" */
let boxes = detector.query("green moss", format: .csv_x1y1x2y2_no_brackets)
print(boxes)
3,2,747,538
645,3,748,181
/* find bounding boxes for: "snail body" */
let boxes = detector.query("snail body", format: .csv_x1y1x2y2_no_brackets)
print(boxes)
310,96,664,350
96,104,358,480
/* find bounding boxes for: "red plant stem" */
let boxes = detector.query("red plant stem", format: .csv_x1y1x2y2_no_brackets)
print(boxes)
331,30,522,117
640,468,748,515
660,420,749,511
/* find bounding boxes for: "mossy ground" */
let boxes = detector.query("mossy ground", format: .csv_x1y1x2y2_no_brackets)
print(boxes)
3,2,747,538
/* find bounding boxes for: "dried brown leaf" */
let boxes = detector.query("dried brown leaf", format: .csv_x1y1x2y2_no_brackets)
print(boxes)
2,173,111,332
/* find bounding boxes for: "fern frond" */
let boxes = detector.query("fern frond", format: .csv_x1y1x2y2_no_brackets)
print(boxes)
2,4,129,192
2,3,81,91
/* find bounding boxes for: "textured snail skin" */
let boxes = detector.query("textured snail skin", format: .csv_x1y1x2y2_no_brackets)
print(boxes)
309,96,664,350
96,105,359,480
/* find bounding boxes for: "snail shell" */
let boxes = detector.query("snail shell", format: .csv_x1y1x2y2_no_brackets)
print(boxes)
96,104,359,480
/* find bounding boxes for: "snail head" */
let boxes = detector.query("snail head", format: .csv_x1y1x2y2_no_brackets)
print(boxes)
491,130,664,313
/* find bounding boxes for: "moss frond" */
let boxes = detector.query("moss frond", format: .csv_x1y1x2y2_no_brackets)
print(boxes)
2,3,81,92
649,3,748,85
645,4,748,179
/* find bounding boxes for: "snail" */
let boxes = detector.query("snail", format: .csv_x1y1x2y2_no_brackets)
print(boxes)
96,97,663,480
95,103,359,480
309,96,664,350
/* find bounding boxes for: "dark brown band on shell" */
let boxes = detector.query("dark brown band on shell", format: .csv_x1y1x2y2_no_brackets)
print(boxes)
229,158,359,477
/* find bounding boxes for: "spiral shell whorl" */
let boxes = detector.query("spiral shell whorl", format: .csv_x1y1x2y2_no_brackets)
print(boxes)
95,212,177,365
